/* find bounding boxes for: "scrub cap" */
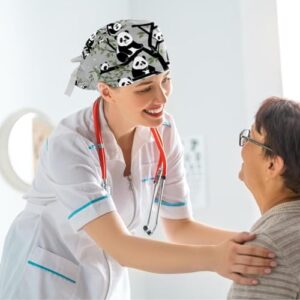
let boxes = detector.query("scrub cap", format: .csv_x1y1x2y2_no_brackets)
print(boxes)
65,19,170,95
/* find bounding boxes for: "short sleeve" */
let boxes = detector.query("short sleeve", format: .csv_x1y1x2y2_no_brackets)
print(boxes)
46,132,116,232
159,115,193,219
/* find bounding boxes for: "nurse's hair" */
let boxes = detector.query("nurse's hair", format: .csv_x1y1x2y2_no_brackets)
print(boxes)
255,96,300,193
65,19,170,96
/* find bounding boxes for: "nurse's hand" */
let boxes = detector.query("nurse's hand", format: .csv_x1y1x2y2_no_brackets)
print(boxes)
212,231,276,285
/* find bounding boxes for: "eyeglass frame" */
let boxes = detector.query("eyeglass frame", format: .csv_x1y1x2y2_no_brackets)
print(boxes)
239,129,274,152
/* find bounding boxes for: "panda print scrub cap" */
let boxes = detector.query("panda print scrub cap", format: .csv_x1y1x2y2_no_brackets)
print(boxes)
65,19,170,95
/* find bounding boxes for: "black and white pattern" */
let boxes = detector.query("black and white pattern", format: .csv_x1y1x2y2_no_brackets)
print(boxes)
69,19,170,92
132,56,156,80
107,22,122,35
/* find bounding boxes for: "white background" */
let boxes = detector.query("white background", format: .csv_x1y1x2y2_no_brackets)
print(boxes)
0,0,284,299
276,0,300,100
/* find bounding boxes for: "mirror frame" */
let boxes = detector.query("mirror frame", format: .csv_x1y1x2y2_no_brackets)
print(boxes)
0,108,53,193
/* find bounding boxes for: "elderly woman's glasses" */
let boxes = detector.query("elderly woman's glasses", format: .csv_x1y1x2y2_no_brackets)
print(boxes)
239,129,273,152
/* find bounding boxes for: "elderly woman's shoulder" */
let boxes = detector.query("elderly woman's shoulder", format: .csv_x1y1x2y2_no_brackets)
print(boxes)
249,201,300,259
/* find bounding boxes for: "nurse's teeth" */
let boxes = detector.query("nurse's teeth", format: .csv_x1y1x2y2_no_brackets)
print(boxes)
145,107,163,114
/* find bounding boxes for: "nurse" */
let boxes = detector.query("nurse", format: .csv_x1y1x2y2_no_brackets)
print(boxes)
0,19,276,299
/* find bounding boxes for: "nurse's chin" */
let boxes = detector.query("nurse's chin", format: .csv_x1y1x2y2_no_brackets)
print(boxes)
142,112,164,127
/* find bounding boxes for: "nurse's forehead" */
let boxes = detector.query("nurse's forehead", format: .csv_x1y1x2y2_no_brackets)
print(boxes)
133,71,170,87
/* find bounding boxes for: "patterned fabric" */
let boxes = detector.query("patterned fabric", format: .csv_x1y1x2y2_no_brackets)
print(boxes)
228,200,300,299
65,19,170,95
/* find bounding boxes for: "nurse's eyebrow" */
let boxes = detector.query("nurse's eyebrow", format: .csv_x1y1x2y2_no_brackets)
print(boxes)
134,71,171,87
135,80,153,87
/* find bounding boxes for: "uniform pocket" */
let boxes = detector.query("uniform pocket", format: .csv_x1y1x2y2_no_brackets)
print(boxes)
25,246,79,299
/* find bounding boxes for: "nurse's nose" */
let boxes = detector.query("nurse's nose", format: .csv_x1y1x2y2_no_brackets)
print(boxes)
153,86,168,105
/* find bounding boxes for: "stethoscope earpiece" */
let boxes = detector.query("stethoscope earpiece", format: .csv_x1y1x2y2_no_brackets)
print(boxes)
143,226,152,236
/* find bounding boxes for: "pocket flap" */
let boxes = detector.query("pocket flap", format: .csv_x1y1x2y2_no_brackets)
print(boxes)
28,246,79,284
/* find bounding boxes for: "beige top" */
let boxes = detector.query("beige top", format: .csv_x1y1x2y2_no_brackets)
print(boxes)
228,200,300,300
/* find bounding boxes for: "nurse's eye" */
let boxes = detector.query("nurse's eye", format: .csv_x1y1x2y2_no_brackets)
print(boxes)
137,86,152,93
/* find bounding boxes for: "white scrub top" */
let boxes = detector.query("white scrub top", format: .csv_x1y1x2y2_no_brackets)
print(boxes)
0,100,192,300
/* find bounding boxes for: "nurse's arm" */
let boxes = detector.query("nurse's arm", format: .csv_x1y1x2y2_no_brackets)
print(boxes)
162,217,237,245
84,211,275,285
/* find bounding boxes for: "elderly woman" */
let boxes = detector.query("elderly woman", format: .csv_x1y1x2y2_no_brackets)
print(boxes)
228,96,300,299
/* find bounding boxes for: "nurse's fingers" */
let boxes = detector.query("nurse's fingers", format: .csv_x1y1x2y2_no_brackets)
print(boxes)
236,244,276,259
234,255,276,268
231,264,272,276
232,231,256,244
229,273,259,286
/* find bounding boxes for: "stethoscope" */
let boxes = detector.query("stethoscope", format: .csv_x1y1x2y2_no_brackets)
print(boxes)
92,98,167,235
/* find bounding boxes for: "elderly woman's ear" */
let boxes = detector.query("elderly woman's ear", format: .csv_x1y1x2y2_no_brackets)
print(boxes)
266,155,285,178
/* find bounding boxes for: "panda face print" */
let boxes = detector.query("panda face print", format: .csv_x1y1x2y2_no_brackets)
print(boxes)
113,23,122,32
107,22,122,35
118,77,133,87
100,62,109,72
132,56,148,70
117,31,133,47
132,55,156,79
152,29,164,42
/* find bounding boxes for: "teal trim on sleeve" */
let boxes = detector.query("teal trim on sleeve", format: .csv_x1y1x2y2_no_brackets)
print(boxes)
27,260,76,284
155,198,186,207
68,195,109,219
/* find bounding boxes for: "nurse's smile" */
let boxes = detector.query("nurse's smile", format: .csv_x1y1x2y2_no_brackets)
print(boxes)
143,105,164,118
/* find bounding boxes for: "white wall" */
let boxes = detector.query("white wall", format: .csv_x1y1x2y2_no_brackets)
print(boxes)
0,1,282,299
240,0,282,125
276,0,300,99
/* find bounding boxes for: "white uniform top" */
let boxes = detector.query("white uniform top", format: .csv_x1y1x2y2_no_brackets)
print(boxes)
0,100,192,300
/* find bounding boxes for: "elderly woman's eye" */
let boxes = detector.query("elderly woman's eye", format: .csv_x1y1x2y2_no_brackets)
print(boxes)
162,77,171,84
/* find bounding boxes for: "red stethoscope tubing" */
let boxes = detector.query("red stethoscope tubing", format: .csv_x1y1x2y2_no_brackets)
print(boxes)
150,128,167,180
92,99,107,182
92,98,167,186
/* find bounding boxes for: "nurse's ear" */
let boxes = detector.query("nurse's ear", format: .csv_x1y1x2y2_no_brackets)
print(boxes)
97,82,116,104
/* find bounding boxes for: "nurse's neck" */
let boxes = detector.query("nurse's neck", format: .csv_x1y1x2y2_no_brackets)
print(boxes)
102,99,135,151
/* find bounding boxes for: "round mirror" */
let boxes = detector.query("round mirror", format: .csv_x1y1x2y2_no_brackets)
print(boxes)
0,109,53,192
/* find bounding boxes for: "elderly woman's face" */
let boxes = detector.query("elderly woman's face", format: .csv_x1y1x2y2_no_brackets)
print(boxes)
239,125,269,192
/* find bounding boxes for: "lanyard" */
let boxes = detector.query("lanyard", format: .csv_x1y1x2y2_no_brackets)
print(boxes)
92,97,167,234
